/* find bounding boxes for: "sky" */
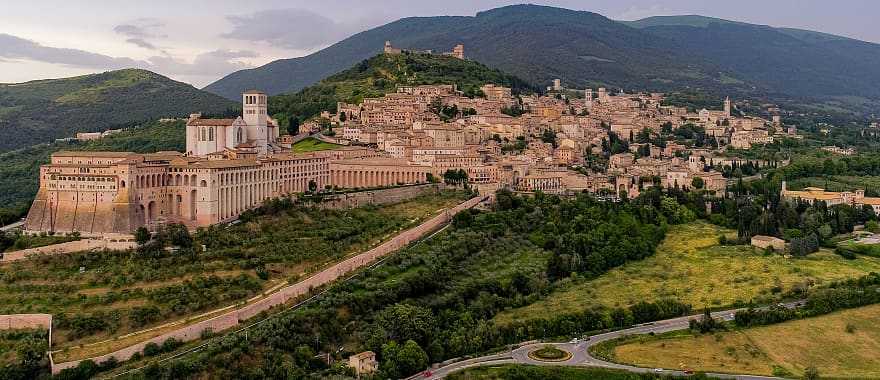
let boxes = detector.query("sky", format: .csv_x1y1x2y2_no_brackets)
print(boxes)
0,0,877,88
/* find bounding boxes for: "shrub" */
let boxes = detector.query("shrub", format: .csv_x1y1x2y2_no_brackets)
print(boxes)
143,342,161,356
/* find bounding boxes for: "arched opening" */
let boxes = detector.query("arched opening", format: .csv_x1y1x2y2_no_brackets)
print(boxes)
200,179,207,187
146,201,156,225
120,180,126,188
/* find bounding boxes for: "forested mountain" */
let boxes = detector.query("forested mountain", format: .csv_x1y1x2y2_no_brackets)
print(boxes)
269,52,537,126
206,4,880,119
0,69,235,152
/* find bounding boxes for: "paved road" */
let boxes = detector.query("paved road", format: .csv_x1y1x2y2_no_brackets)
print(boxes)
419,301,803,380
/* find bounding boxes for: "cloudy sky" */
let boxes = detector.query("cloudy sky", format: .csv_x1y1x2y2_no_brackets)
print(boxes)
1,0,877,88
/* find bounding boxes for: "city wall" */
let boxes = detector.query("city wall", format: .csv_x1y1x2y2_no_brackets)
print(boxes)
51,195,485,374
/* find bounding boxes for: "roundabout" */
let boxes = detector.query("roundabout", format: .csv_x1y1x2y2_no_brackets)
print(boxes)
527,345,573,362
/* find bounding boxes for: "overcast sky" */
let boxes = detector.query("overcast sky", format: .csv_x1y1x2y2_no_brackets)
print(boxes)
1,0,877,87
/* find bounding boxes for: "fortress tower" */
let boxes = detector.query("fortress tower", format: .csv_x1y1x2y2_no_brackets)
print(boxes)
452,44,464,59
724,96,732,117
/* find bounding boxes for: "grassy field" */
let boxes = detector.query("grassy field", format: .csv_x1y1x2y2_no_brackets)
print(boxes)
611,304,880,378
291,137,342,153
787,175,880,194
495,221,880,324
446,364,686,380
0,191,469,352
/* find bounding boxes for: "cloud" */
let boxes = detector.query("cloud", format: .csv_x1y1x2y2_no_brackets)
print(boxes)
126,38,158,50
0,33,142,69
221,8,359,50
148,49,258,76
0,33,256,80
114,18,166,50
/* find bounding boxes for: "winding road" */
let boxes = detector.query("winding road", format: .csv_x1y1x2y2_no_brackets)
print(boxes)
419,301,803,380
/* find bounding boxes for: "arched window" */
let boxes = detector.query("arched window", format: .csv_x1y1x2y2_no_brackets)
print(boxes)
120,180,126,188
208,127,214,141
200,128,206,141
236,128,243,144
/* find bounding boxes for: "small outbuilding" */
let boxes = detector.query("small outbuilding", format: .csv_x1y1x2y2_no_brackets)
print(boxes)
751,235,786,252
348,351,378,375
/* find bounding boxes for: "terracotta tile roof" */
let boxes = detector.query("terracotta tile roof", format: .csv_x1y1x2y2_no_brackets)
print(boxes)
53,151,134,158
187,118,237,126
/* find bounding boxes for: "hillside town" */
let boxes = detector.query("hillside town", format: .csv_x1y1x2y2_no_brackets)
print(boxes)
313,73,790,198
24,52,795,236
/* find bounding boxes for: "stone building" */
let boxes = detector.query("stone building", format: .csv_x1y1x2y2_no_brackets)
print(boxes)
186,90,280,157
24,91,431,235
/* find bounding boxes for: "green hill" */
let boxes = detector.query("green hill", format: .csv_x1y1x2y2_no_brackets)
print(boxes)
268,52,537,125
0,120,184,224
0,69,235,152
206,4,880,120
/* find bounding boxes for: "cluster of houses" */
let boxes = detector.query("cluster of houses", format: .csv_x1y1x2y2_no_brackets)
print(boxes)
300,73,790,198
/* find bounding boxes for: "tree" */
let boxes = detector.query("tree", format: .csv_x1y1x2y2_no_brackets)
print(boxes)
135,227,150,245
308,180,318,193
338,112,347,123
287,116,300,136
396,340,428,377
691,176,705,190
166,223,193,248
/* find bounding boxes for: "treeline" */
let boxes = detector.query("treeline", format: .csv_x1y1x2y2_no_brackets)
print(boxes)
711,170,876,252
734,272,880,327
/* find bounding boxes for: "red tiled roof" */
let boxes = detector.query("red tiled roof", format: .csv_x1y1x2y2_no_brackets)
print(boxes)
187,118,236,126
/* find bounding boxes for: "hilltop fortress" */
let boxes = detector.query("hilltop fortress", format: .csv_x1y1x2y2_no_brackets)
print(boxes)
24,91,430,235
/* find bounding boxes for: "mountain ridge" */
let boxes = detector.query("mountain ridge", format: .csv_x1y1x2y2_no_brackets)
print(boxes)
204,4,880,120
0,68,236,152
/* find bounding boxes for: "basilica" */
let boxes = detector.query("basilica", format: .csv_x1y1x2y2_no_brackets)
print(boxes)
24,91,431,235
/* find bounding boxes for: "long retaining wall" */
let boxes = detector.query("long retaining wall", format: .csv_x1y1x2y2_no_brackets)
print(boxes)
1,237,136,263
310,184,442,209
50,195,485,374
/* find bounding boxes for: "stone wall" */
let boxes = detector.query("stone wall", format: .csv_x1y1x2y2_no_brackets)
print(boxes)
1,238,137,263
310,184,442,209
0,314,52,330
51,195,485,374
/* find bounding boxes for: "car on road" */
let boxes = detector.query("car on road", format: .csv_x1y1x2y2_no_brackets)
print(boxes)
569,338,578,343
653,368,663,372
422,370,433,378
684,369,694,375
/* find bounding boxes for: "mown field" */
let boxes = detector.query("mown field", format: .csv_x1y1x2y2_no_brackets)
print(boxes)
291,137,342,153
0,191,469,354
495,221,880,324
611,304,880,379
